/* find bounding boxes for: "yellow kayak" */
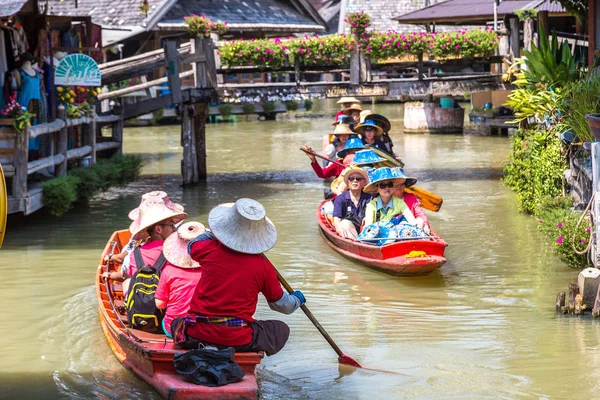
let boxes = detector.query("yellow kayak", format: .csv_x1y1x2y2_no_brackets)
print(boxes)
0,163,6,247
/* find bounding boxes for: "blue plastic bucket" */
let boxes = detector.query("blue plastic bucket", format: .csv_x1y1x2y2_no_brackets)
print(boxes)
440,97,454,109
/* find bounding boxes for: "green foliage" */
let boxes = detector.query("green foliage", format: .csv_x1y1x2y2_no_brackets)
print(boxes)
515,9,538,21
219,38,287,69
41,155,143,216
41,176,79,216
262,101,276,113
288,34,356,66
218,103,233,119
304,99,313,111
284,100,299,111
555,0,587,23
505,85,562,124
431,29,499,59
242,103,256,114
345,11,371,38
536,196,590,268
504,125,567,214
515,26,580,89
561,72,600,143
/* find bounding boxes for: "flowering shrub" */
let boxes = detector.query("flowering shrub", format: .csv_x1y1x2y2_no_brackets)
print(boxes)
1,99,35,131
345,11,370,38
288,35,356,65
219,38,287,68
367,31,433,61
431,29,499,59
184,15,228,37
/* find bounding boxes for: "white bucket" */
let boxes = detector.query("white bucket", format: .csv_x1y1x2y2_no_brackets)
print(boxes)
81,156,92,167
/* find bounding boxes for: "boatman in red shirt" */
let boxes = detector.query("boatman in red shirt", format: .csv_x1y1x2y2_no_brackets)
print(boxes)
174,198,305,356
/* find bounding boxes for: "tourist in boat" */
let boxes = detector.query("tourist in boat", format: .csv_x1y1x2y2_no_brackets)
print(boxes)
302,133,366,179
355,119,389,153
335,96,360,120
323,117,354,162
155,221,205,338
332,167,371,239
342,103,363,124
391,168,431,234
361,112,397,156
176,198,305,356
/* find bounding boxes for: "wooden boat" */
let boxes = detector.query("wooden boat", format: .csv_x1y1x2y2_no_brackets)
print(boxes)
0,163,6,247
317,201,448,276
96,229,263,400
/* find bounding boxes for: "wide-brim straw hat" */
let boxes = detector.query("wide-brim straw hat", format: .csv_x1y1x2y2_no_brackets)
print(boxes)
331,114,355,127
363,113,391,133
331,123,355,136
163,221,206,269
355,120,384,136
342,104,363,115
208,198,277,254
359,110,372,123
363,167,409,193
129,199,188,241
128,190,184,221
337,136,366,159
352,149,387,166
337,96,361,104
390,167,417,188
343,166,369,186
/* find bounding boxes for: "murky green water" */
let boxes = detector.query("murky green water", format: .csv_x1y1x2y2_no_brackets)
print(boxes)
0,100,590,399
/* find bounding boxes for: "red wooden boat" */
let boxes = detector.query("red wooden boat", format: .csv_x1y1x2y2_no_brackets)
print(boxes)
96,229,264,400
317,200,448,276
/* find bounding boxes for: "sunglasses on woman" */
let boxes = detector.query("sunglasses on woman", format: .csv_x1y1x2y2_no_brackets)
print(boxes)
348,176,365,182
377,181,394,189
364,126,375,131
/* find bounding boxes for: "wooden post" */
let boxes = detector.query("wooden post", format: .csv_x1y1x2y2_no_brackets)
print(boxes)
13,124,29,200
192,38,218,89
181,104,198,184
164,39,182,103
88,118,97,164
417,53,424,81
56,107,68,176
193,103,209,181
294,58,301,86
211,33,224,85
204,38,218,89
537,11,549,47
556,291,566,311
523,19,534,52
111,102,124,156
350,51,359,85
508,16,520,59
359,50,372,83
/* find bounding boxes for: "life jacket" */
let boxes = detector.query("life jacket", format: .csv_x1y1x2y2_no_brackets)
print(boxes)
125,247,166,332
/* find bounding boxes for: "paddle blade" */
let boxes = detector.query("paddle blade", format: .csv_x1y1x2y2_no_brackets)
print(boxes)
338,354,362,368
405,186,443,212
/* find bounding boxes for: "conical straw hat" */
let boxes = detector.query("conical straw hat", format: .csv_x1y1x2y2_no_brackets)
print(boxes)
342,104,363,115
163,221,205,269
208,198,277,254
359,110,372,123
129,199,188,241
331,123,355,136
337,97,361,104
128,191,184,221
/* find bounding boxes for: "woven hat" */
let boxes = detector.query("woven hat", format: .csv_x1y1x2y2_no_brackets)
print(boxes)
129,199,188,241
331,123,355,136
342,104,363,115
364,167,401,193
355,120,384,136
163,221,206,269
362,113,391,133
343,166,369,186
390,167,417,188
337,136,366,159
331,114,355,127
352,149,387,166
128,191,184,221
359,110,373,123
208,198,277,254
336,96,360,104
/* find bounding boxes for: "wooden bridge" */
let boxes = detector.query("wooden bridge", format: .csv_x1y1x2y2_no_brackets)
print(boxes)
3,35,511,215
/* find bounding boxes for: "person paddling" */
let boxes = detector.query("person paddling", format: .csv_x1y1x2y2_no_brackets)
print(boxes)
175,198,306,356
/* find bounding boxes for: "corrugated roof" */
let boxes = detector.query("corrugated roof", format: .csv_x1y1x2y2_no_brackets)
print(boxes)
0,0,28,17
159,0,324,31
394,0,565,23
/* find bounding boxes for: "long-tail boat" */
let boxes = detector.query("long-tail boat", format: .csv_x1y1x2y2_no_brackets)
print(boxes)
317,201,448,276
96,229,263,400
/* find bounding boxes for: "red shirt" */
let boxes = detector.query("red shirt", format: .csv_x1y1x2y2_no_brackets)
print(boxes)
155,263,202,334
127,240,164,277
311,161,344,179
187,239,284,346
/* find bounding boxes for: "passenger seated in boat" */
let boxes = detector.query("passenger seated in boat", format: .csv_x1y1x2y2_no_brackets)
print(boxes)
335,96,360,120
342,103,363,124
301,133,366,179
355,119,388,154
323,116,354,162
155,222,204,338
176,199,305,356
390,168,431,235
332,167,371,239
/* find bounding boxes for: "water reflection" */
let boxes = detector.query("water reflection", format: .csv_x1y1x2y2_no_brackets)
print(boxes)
0,100,589,399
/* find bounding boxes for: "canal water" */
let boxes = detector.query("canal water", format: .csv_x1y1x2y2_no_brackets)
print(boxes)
0,101,593,399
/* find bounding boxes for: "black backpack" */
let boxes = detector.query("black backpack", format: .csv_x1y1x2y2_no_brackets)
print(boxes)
124,247,167,332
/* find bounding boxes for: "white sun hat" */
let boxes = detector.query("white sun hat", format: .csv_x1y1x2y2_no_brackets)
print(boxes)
208,198,277,254
163,221,206,269
128,191,184,221
129,198,187,241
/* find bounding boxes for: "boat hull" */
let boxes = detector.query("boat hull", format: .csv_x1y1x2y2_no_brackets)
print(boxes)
317,201,447,276
96,230,263,399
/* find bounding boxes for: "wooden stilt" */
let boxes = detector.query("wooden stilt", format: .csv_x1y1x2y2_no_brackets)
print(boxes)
556,291,565,311
193,103,208,181
181,104,198,184
57,107,68,176
13,123,29,200
523,19,534,52
567,282,579,314
111,102,124,156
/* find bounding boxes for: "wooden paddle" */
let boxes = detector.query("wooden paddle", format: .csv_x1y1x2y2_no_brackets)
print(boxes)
300,148,443,212
273,264,362,368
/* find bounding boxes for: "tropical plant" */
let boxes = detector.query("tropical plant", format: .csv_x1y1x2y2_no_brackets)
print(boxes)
0,99,35,131
304,99,313,111
561,72,600,142
505,85,562,124
284,100,299,111
262,101,276,113
218,103,233,120
242,103,256,114
555,0,587,24
515,9,538,21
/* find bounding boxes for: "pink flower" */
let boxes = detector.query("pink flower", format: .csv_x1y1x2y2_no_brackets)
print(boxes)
557,222,563,228
538,219,543,223
557,236,563,244
581,239,586,243
586,227,591,233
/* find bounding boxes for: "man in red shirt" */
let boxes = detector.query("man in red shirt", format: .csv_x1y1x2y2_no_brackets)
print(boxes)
179,198,305,356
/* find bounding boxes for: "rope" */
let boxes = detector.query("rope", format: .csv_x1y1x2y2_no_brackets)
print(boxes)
572,193,594,255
